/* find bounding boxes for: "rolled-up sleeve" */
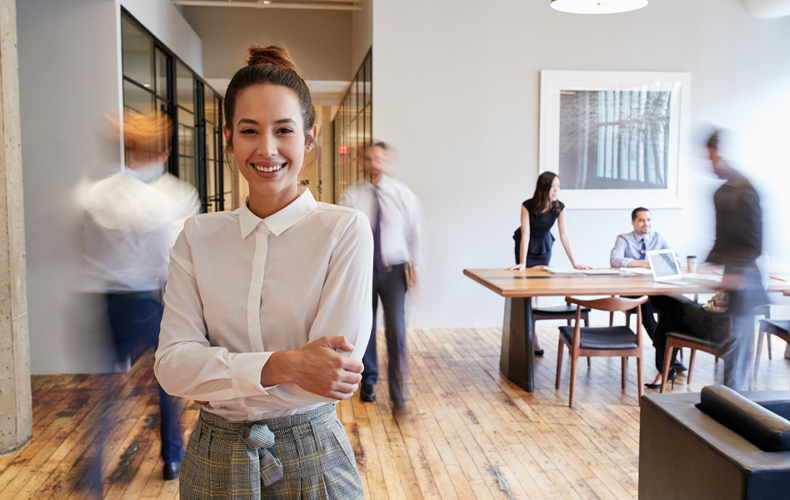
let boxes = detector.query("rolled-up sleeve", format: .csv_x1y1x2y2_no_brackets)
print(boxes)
610,235,632,268
307,211,373,360
155,219,272,402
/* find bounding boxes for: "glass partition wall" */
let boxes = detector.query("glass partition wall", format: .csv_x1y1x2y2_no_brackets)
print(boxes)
121,10,229,213
333,49,372,202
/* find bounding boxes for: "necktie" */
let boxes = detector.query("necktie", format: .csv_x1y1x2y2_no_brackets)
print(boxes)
373,188,382,269
639,239,646,261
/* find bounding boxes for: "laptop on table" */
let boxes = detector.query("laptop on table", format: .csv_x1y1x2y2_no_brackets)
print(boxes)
646,249,690,286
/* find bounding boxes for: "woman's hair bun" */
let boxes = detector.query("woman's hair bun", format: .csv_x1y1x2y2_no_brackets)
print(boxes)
246,45,299,73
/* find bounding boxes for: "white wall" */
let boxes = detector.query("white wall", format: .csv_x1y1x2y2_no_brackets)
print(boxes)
18,0,205,374
18,0,121,374
373,0,790,328
351,0,372,72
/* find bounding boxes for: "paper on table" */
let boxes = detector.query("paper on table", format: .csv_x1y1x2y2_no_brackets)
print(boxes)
684,273,723,282
544,267,585,275
584,269,622,275
620,268,653,275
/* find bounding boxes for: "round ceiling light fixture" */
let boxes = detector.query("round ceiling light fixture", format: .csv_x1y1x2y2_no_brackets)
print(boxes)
550,0,648,14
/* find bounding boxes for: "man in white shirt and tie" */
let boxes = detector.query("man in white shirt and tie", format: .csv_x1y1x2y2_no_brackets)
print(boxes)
610,207,685,372
340,142,422,411
610,207,670,270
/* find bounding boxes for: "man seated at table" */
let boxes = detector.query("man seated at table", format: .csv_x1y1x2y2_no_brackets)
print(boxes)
610,207,685,371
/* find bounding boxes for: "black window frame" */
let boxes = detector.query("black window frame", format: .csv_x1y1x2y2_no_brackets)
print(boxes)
120,9,227,213
333,48,372,204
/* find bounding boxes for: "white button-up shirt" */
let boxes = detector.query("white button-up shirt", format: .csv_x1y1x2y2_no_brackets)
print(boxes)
79,164,200,293
339,175,422,274
154,189,373,421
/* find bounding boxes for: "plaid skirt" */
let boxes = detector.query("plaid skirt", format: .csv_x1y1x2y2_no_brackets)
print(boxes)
179,405,364,499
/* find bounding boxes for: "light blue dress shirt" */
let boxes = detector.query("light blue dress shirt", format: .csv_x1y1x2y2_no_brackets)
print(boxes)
609,231,670,268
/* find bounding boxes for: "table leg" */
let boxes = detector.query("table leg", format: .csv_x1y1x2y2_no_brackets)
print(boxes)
500,297,534,392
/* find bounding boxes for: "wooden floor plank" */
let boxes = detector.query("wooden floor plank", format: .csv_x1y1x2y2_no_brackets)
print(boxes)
352,399,386,500
4,326,790,499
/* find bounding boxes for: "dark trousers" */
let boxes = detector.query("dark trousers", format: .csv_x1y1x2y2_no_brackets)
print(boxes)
640,296,664,341
623,295,680,367
623,294,671,341
107,293,184,463
652,296,728,374
722,288,760,391
362,264,408,405
81,293,184,494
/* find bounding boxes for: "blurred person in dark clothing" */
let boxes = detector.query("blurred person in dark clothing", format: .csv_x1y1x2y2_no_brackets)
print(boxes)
79,110,200,490
705,130,767,390
645,132,768,391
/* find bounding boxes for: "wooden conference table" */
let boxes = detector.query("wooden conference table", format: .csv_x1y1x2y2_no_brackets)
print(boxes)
464,267,790,392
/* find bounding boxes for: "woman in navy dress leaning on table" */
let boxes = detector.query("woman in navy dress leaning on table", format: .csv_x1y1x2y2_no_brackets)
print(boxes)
508,171,590,354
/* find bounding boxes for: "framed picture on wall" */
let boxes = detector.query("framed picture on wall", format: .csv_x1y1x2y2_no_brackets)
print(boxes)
539,70,691,209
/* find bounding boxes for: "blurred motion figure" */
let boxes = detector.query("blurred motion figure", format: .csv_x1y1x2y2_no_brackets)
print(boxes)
705,130,768,390
341,142,422,410
80,110,199,484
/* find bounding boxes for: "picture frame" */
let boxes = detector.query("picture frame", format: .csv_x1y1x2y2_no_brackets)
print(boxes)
539,70,691,209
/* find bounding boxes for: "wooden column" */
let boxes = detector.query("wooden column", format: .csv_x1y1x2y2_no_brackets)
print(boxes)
0,0,32,454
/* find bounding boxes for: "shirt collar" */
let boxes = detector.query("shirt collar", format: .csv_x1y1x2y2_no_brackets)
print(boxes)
237,189,318,239
634,231,651,243
124,162,166,183
372,174,392,193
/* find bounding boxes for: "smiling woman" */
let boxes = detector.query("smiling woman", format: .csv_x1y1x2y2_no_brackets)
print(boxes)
228,84,315,218
154,46,371,499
